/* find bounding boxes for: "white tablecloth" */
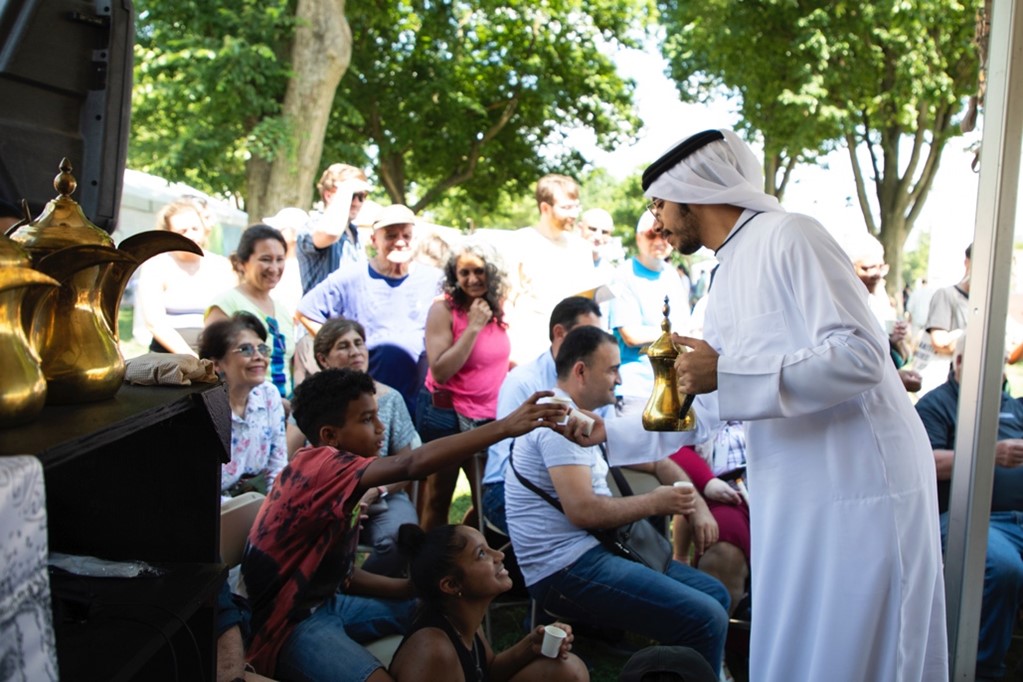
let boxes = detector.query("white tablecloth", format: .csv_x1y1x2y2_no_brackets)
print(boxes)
0,455,58,680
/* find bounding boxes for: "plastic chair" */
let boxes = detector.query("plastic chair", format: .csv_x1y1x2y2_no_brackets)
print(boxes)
221,492,266,568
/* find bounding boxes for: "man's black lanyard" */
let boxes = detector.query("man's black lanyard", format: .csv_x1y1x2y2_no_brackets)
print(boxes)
708,211,763,291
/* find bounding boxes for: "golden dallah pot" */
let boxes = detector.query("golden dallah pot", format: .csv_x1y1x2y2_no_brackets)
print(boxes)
0,233,59,427
641,296,697,432
7,159,202,404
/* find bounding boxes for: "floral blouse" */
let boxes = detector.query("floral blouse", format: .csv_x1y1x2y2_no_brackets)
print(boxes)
222,382,287,500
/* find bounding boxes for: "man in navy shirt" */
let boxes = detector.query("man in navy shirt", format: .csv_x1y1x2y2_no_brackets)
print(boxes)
915,335,1023,681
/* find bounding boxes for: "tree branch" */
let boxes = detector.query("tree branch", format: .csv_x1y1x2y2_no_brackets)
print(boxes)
846,130,877,234
412,96,519,211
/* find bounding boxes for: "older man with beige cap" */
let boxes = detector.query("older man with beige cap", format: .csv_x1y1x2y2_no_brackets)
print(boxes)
297,204,442,412
644,129,947,682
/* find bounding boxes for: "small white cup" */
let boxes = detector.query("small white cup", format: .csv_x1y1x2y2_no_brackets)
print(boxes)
568,409,595,436
673,481,695,492
541,397,572,425
884,319,897,335
540,624,567,658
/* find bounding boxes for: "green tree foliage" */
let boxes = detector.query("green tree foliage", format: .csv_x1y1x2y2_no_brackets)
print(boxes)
326,1,649,216
130,1,294,202
658,0,982,295
130,0,652,221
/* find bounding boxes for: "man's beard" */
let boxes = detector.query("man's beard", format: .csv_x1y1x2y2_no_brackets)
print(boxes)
667,211,703,255
554,214,576,232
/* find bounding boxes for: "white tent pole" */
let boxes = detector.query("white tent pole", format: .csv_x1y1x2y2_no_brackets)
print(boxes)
944,1,1023,679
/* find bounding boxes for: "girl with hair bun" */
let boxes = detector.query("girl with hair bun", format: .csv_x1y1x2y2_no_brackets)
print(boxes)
390,524,588,682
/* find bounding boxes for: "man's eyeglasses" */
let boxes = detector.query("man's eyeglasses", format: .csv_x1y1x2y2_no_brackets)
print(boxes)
856,263,890,276
647,198,664,218
232,343,271,358
586,225,613,236
351,192,368,202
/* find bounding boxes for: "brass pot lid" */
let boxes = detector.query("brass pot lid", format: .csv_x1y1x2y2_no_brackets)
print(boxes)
644,295,679,359
0,233,33,270
8,158,115,254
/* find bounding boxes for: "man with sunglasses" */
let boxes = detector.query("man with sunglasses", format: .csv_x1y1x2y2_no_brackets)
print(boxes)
608,210,691,410
578,207,615,268
643,129,947,682
297,163,373,294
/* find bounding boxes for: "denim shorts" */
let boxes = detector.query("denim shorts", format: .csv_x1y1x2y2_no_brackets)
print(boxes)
415,389,459,443
274,592,415,682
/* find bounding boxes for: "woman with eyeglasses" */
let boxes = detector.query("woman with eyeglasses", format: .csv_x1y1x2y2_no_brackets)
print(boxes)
199,311,287,501
206,224,296,399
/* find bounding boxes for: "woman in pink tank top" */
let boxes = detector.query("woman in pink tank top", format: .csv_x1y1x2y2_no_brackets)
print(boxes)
417,243,511,530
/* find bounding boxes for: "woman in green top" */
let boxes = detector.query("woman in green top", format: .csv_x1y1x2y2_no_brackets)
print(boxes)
206,224,295,398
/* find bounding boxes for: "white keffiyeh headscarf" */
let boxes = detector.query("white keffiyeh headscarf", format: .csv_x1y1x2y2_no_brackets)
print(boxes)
644,129,784,214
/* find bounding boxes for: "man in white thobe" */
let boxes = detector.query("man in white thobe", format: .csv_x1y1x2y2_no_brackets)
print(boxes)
642,129,948,682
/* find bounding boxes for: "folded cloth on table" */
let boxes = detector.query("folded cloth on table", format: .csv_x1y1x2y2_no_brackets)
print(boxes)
124,353,218,386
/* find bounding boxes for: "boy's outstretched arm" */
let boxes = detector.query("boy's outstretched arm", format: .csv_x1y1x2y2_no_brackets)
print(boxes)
360,391,563,489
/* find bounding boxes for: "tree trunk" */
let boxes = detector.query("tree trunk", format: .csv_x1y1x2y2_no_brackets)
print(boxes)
245,0,351,220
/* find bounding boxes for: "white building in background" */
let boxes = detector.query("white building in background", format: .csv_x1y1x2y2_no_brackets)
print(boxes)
115,169,250,256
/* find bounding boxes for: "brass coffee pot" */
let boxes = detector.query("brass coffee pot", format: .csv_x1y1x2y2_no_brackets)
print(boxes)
642,296,697,431
8,159,202,404
0,235,59,427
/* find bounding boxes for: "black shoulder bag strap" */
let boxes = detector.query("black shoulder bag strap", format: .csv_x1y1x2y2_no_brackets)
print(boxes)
507,441,640,516
599,445,636,497
509,439,673,573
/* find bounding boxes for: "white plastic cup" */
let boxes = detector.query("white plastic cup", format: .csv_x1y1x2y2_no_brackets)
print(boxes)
568,409,595,436
541,397,572,425
884,319,897,335
673,481,695,492
541,624,567,658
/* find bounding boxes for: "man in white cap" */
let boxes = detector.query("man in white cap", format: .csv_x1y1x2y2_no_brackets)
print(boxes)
608,211,691,408
643,129,947,681
297,204,442,412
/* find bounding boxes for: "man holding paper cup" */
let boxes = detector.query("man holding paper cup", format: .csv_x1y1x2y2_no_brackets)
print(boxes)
505,325,730,676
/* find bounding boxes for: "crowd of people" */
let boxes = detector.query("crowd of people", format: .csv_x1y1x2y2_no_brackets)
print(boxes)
127,131,1019,682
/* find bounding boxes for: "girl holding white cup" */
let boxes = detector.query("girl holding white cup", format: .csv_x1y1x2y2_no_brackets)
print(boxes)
391,524,588,681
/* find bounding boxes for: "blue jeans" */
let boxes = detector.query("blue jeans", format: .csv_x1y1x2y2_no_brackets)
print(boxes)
482,481,508,535
360,490,419,577
529,544,730,674
941,511,1023,679
275,593,415,682
414,389,459,443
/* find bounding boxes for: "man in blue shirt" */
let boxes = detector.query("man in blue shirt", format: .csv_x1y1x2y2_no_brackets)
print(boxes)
297,204,442,415
297,163,372,294
915,335,1023,681
482,296,604,533
608,211,691,406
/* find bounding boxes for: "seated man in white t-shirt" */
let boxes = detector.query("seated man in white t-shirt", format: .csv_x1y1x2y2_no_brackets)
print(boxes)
505,325,729,676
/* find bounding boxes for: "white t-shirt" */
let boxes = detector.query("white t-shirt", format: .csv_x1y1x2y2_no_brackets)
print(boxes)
504,393,605,586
